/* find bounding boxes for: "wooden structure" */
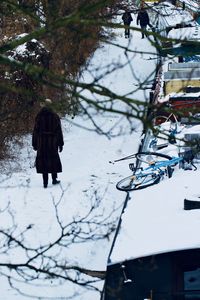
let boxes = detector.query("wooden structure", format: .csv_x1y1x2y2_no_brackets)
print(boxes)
163,62,200,94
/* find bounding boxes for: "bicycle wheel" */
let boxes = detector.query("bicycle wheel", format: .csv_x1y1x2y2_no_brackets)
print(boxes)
116,173,161,191
136,152,172,165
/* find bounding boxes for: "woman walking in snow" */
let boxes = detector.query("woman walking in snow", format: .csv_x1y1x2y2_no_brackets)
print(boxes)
32,99,64,188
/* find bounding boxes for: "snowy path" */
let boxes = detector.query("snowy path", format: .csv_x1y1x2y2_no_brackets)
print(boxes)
0,14,157,300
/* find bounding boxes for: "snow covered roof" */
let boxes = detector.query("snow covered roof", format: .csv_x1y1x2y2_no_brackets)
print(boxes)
109,124,200,265
157,60,200,101
168,91,200,98
168,62,200,70
153,2,194,27
177,0,200,11
168,25,200,40
158,91,200,103
164,69,200,80
109,169,200,265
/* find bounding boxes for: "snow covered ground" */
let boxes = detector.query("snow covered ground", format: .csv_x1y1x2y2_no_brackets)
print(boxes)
0,14,157,300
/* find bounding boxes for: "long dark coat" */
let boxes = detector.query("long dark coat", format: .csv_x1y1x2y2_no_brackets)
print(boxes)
32,107,64,174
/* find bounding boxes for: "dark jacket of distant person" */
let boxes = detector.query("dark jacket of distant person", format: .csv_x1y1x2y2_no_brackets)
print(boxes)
32,106,64,174
137,9,150,27
122,11,133,25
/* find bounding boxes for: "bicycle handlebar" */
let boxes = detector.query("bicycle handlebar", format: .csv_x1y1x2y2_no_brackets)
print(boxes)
109,153,137,164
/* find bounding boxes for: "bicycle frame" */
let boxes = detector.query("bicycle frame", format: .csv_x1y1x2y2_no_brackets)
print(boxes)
116,152,183,192
134,156,182,178
145,156,183,172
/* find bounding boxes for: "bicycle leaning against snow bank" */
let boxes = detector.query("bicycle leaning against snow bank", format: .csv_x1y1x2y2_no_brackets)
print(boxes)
116,151,196,192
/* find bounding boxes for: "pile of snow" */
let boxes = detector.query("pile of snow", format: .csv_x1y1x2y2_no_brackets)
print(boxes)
110,121,200,264
7,34,49,67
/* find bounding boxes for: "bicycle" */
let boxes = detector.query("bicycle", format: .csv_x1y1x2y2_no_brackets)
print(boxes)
116,152,182,192
151,113,183,146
